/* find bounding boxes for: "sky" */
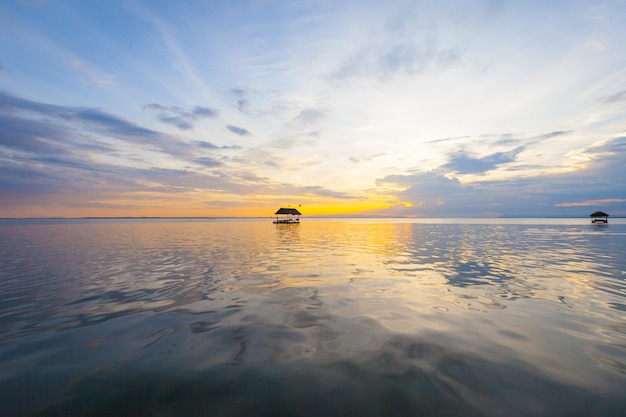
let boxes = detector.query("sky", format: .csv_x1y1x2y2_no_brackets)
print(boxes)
1,0,625,218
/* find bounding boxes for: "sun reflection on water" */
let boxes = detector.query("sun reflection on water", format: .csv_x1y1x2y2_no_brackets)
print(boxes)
0,219,625,416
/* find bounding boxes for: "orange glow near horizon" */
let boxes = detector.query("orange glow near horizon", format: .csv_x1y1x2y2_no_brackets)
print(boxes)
0,194,396,218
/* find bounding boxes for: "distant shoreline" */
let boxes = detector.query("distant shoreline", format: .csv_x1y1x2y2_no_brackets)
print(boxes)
1,216,624,220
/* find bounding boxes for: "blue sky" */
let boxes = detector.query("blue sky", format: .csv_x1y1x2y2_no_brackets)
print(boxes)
1,0,625,217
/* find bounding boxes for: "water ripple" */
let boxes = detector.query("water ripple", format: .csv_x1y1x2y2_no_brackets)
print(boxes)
1,219,625,416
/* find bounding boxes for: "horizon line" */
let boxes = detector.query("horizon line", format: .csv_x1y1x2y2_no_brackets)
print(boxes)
1,215,622,220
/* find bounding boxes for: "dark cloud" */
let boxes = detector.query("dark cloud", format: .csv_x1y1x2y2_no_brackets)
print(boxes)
0,115,69,155
226,125,250,136
375,172,494,216
1,91,164,146
194,157,223,167
195,141,219,149
0,163,63,197
143,103,218,130
194,141,241,150
31,154,104,171
375,136,626,217
570,136,626,182
191,106,216,118
1,148,257,204
0,91,217,161
443,147,525,174
0,90,64,114
539,130,570,140
64,108,160,139
0,92,254,209
301,185,355,199
231,88,250,113
596,90,626,104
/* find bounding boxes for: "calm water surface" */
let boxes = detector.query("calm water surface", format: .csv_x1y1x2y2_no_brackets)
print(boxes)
1,218,625,416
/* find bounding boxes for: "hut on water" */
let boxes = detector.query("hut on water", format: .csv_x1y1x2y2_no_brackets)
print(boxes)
590,210,609,224
273,207,301,224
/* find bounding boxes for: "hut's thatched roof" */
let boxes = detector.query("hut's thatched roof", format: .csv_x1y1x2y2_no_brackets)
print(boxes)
275,207,301,215
590,211,609,217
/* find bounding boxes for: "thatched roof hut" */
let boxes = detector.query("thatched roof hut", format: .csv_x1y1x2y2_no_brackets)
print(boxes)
590,211,609,223
275,207,301,215
273,207,302,224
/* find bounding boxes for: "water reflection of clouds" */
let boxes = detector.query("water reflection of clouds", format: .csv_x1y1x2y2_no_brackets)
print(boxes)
2,220,626,415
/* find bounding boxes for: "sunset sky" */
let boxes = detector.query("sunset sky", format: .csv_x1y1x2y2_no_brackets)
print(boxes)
1,0,625,217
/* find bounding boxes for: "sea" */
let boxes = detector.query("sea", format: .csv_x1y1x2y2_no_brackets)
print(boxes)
1,217,625,417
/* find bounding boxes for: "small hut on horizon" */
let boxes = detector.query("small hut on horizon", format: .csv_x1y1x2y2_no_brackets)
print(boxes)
273,207,302,224
590,210,609,224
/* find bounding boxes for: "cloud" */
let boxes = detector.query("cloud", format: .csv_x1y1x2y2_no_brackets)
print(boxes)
335,40,461,80
0,92,244,199
349,153,385,164
65,108,160,139
69,59,116,87
0,114,72,155
332,7,463,81
231,88,250,113
132,4,209,97
226,125,250,136
194,140,240,150
194,157,223,167
1,91,358,216
301,185,355,199
291,108,326,125
538,130,571,140
373,135,626,217
443,147,525,174
596,90,626,104
143,103,217,130
0,91,165,147
555,199,626,207
375,172,494,216
424,135,471,144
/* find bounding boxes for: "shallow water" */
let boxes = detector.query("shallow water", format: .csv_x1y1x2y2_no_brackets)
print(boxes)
1,218,625,416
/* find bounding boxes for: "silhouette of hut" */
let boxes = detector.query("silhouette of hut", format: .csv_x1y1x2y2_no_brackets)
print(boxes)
273,207,301,224
590,210,609,224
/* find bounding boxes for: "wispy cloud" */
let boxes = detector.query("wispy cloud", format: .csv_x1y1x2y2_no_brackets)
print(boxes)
301,185,355,199
69,59,116,87
334,38,462,80
231,88,250,113
144,103,217,130
226,125,250,136
596,90,626,104
131,4,209,97
443,147,525,174
194,140,240,150
332,6,463,81
194,157,223,167
349,153,385,164
555,199,626,207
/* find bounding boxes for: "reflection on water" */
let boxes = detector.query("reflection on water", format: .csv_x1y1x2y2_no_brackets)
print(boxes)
0,219,625,416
